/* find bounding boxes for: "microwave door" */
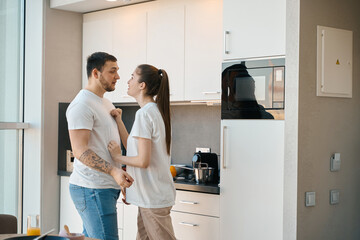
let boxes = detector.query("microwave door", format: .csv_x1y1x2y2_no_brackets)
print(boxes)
246,68,273,109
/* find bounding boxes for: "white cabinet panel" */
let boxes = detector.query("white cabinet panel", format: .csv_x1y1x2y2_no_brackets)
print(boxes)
171,211,219,240
184,0,222,101
220,120,284,239
59,176,83,233
147,4,185,101
106,6,147,103
223,0,285,60
172,190,220,217
123,204,138,240
82,12,113,87
116,202,124,229
118,229,123,240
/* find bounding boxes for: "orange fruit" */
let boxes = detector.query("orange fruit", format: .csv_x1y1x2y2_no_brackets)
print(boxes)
170,166,177,178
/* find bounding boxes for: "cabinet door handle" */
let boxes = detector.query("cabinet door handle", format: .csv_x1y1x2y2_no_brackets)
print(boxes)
179,200,199,205
179,222,198,227
222,125,227,169
224,31,230,54
202,91,220,95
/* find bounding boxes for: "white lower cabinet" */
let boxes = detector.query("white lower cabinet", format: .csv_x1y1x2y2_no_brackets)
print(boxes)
122,204,138,240
171,190,220,240
117,190,220,240
117,201,124,240
59,176,83,233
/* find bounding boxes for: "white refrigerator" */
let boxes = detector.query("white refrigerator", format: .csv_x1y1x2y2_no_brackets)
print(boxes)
220,119,284,239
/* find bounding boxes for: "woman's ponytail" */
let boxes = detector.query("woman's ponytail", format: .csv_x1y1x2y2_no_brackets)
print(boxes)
156,69,171,155
137,64,171,155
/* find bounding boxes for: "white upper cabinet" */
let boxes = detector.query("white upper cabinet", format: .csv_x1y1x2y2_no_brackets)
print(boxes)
184,0,222,101
82,0,223,103
82,11,114,88
147,3,185,102
223,0,286,60
107,5,147,103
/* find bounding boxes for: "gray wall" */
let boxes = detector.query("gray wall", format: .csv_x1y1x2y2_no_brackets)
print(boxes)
297,0,360,239
42,0,82,232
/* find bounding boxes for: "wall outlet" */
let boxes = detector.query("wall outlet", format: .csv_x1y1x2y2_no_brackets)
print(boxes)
196,147,211,153
330,153,341,171
330,190,340,205
305,192,316,207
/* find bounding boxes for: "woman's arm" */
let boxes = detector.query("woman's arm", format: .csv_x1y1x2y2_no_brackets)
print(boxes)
110,108,129,149
108,137,151,168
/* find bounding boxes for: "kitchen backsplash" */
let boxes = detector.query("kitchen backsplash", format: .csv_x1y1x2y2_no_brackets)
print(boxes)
119,104,221,165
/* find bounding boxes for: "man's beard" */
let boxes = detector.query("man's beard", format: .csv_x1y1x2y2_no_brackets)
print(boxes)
99,75,115,92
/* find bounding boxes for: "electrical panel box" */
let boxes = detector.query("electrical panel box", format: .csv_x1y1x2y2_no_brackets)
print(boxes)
316,26,353,98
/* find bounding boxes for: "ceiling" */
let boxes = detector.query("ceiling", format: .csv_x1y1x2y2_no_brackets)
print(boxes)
50,0,154,13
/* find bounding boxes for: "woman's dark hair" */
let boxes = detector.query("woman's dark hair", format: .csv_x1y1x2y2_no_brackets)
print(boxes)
136,64,171,155
86,52,117,78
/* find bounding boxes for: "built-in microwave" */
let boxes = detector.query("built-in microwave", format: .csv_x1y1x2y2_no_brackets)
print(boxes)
221,58,285,120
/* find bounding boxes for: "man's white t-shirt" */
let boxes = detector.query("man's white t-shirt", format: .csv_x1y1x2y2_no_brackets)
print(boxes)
66,89,121,189
126,102,176,208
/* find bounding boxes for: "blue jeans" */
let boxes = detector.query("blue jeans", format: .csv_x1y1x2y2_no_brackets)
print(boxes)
69,184,120,240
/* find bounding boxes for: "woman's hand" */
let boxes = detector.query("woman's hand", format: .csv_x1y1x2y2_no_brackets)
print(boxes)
108,140,122,162
121,187,131,205
110,108,122,122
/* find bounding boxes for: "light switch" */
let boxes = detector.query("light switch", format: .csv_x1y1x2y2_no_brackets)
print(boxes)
305,192,316,207
330,153,341,172
330,190,340,205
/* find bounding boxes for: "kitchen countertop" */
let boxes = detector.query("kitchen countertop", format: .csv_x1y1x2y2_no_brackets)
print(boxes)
173,179,220,195
59,172,220,194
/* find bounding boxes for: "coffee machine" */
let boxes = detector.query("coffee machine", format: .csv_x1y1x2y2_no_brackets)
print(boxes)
192,152,219,184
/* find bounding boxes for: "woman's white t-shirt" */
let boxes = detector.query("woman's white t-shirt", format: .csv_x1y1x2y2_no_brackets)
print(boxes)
126,102,176,208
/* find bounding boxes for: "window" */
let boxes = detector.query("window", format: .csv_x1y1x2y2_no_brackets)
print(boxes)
0,0,26,227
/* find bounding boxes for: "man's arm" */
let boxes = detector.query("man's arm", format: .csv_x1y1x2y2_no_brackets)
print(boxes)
69,129,133,188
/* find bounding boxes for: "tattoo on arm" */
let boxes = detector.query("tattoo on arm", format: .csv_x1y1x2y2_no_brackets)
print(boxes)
79,149,113,175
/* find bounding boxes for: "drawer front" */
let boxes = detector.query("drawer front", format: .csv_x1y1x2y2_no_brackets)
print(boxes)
171,211,219,240
172,190,219,217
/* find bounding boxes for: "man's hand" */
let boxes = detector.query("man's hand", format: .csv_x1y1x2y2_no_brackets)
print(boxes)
111,167,134,189
110,108,122,122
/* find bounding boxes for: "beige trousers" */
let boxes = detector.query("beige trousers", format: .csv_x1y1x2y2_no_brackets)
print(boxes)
136,206,176,240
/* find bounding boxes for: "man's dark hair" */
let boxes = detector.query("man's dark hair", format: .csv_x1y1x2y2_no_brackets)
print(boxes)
86,52,117,78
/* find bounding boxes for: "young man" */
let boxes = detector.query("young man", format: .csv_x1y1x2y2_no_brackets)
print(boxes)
66,52,133,240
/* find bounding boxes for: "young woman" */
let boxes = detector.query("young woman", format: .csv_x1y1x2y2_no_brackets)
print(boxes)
107,64,176,240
